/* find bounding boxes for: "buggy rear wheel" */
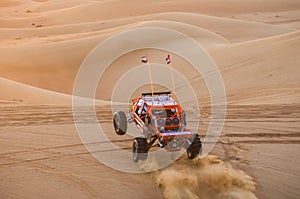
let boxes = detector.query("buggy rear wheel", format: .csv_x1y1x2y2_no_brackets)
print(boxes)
187,134,202,159
132,137,148,162
113,111,127,135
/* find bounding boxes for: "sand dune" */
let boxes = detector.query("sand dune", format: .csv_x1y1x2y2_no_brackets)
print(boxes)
213,31,300,104
0,77,110,105
0,77,71,104
1,0,298,94
0,17,295,94
1,0,300,199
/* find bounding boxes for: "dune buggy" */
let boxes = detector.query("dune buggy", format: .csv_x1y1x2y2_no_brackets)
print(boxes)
113,91,202,162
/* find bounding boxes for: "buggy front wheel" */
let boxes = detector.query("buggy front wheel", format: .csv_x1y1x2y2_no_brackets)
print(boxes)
113,111,127,135
187,134,202,159
132,137,148,162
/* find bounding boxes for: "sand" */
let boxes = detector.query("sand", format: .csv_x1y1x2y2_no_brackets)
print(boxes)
0,0,300,199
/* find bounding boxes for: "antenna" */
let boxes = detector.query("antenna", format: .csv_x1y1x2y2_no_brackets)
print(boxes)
166,54,177,102
141,54,154,97
147,62,154,98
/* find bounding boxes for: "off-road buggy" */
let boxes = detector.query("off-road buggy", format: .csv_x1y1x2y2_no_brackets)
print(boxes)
113,91,202,162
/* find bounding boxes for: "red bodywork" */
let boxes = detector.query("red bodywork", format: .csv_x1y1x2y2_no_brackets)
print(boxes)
130,93,193,151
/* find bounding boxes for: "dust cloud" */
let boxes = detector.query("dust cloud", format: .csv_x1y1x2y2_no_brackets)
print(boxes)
142,155,257,199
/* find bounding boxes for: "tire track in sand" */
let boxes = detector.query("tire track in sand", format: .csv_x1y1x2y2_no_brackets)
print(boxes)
2,155,101,198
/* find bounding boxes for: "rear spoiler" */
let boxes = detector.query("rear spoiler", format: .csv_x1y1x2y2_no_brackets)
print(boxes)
142,91,171,97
